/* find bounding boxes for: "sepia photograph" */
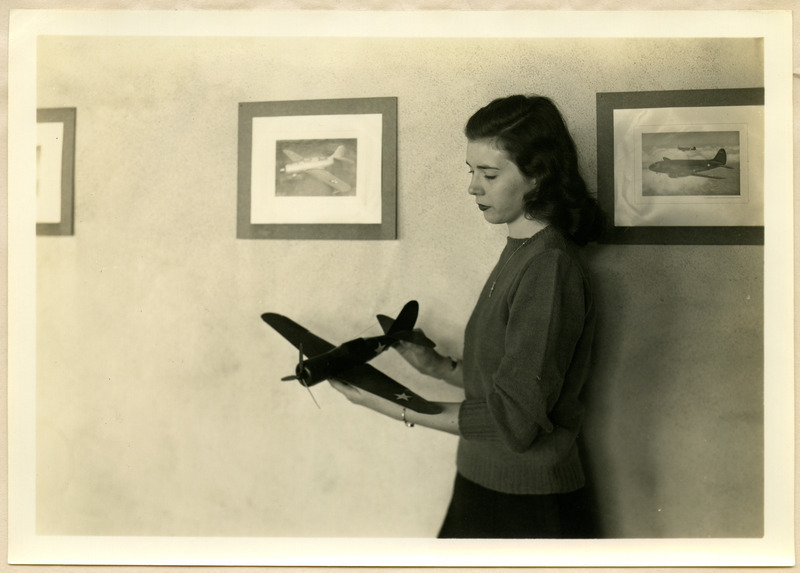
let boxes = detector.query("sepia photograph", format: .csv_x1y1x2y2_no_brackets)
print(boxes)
276,139,358,197
642,131,741,197
6,7,794,569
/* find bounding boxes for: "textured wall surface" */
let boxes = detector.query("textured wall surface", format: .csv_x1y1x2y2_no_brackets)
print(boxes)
36,34,764,538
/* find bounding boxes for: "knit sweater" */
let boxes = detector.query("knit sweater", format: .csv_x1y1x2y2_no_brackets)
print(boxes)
456,225,596,495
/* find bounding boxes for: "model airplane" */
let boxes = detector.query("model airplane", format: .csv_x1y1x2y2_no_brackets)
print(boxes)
279,145,353,194
261,300,443,414
648,148,734,179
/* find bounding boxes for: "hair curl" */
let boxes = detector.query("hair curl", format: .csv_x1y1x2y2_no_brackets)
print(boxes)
465,94,604,245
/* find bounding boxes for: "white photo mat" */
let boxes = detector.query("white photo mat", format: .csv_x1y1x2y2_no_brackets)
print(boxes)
613,105,764,227
250,113,383,225
36,121,64,224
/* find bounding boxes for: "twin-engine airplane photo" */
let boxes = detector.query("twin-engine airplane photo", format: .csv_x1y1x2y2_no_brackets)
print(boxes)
279,145,353,195
648,148,734,179
261,300,443,414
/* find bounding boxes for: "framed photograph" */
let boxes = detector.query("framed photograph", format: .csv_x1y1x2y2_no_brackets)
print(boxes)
237,97,397,240
596,88,764,244
36,107,76,236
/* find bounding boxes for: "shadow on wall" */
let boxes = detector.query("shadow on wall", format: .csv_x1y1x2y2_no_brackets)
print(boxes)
579,241,764,538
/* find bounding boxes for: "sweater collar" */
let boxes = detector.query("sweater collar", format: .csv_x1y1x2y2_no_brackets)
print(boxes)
506,224,554,248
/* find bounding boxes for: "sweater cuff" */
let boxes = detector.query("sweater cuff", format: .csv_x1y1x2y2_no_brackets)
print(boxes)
458,398,499,439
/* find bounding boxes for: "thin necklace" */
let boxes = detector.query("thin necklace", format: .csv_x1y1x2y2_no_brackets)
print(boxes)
489,237,532,298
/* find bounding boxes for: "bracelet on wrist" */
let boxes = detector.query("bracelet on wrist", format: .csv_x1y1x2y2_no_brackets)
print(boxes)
401,408,414,428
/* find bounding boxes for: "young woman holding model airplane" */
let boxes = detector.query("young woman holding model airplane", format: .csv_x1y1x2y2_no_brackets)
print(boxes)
331,94,604,539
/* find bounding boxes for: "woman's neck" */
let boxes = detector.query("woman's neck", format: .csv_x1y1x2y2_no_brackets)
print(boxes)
507,217,549,239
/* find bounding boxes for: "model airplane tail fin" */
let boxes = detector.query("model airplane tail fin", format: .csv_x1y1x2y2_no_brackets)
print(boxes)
331,145,353,163
376,301,436,348
387,300,419,334
713,148,727,165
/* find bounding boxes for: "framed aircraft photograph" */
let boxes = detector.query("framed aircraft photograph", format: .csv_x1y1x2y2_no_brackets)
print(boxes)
36,107,76,236
596,88,764,244
237,97,397,240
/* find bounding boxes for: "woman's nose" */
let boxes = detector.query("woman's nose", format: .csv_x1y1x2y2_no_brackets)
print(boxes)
468,176,482,196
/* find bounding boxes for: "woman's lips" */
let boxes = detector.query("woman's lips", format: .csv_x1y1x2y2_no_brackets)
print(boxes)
478,204,490,211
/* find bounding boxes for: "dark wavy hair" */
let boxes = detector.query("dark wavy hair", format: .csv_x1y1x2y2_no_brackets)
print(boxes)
465,94,604,245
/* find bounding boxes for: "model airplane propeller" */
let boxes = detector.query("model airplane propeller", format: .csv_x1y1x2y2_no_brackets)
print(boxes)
261,300,443,414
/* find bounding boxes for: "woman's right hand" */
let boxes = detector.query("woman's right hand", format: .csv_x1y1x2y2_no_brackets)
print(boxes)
394,330,453,379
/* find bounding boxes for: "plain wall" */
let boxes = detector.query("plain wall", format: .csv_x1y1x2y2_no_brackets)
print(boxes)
36,34,764,538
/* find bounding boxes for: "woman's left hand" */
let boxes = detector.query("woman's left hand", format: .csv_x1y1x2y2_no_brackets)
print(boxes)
329,379,461,436
329,379,399,419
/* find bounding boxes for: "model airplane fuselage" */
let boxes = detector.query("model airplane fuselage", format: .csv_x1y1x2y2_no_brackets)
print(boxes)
648,148,734,179
261,300,442,414
287,335,393,387
280,147,342,175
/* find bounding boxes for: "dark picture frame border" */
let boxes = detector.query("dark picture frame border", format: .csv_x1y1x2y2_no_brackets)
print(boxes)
596,88,764,245
36,107,76,236
237,97,397,240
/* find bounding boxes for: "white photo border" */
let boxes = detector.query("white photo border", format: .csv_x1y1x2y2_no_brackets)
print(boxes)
8,9,794,568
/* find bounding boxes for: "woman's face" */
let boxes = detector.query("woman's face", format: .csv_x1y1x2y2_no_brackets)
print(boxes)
466,138,536,235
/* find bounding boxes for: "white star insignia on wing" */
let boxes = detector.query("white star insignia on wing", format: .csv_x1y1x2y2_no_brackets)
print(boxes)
394,392,413,402
375,343,387,353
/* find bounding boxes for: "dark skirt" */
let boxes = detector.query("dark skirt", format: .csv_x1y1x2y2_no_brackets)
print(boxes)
437,473,597,539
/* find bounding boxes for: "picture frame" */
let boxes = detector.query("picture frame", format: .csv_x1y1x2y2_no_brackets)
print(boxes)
237,97,397,240
36,107,76,236
596,88,764,244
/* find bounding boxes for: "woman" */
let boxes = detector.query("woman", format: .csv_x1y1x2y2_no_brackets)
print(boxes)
330,94,604,538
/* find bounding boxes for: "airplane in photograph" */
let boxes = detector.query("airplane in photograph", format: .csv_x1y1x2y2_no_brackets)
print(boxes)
279,145,353,194
261,300,443,414
648,148,734,179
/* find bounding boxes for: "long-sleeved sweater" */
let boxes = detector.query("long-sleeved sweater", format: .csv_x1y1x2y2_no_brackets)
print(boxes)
457,225,596,495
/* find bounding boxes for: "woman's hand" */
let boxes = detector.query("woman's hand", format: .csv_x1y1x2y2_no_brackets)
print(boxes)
394,330,451,378
329,378,462,435
329,379,400,419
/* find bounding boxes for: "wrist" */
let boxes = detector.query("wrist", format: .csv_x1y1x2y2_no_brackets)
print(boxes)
432,354,458,380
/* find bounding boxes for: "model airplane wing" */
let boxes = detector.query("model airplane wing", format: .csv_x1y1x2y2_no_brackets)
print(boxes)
261,312,336,357
690,172,724,179
334,363,443,414
305,168,352,194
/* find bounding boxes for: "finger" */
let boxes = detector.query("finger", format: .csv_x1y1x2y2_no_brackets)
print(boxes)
328,379,349,393
330,379,358,395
